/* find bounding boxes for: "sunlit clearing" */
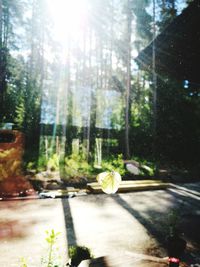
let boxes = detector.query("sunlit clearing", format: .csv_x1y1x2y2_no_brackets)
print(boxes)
48,0,89,45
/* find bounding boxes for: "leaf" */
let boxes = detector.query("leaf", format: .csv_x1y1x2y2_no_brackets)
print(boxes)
20,257,28,267
97,171,121,194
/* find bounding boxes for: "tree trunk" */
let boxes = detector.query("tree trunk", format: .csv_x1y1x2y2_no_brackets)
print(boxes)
0,0,3,116
152,0,158,163
0,0,8,121
125,0,132,159
0,0,2,48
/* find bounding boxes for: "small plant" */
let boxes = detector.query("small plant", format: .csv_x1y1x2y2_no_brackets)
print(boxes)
68,245,93,267
44,229,61,267
20,230,93,267
20,257,28,267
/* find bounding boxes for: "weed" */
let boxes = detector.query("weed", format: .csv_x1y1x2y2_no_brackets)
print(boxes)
44,229,61,267
19,230,93,267
20,257,28,267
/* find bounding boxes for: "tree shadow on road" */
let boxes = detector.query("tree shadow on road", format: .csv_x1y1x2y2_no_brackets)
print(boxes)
62,198,77,247
166,189,200,246
111,194,167,252
112,191,200,260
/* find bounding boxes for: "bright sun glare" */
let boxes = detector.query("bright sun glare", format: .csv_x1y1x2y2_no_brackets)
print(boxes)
48,0,89,45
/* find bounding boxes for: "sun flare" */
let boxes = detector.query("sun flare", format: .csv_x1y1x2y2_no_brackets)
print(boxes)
47,0,89,45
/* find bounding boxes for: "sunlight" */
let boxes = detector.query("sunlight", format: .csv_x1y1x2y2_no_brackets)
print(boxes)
48,0,89,45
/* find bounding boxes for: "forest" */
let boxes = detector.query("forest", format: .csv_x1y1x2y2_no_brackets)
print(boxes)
0,0,199,180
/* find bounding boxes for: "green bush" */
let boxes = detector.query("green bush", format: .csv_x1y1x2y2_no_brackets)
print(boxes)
26,151,127,180
68,245,93,267
62,153,126,179
132,156,156,177
47,154,59,171
37,155,48,172
64,154,92,178
101,154,126,176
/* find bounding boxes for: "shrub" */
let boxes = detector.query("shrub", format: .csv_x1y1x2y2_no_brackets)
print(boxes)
101,154,126,176
47,154,60,171
68,245,93,267
64,154,92,179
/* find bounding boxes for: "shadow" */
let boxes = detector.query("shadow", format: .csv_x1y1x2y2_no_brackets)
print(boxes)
166,189,200,210
111,191,200,261
166,189,200,246
80,257,109,267
181,214,200,246
64,193,110,207
111,194,167,248
62,198,77,247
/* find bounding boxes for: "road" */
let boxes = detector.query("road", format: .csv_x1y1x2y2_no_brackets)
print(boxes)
0,183,199,266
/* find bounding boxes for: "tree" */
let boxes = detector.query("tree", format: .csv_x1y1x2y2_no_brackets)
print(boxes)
124,0,132,159
157,0,177,30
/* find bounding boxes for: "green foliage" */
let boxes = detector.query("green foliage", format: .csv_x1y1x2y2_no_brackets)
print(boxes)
1,0,194,173
20,257,28,267
130,72,154,159
44,229,61,267
37,155,48,172
19,231,94,267
101,154,126,176
140,165,154,177
45,229,60,245
35,153,60,172
68,246,93,267
26,161,36,170
47,154,60,171
132,156,156,177
62,153,126,181
156,0,177,30
64,154,92,178
155,76,200,166
20,229,62,267
27,152,127,181
131,0,152,46
14,99,25,130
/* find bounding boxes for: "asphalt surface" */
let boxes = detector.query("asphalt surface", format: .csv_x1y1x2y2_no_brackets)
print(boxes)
0,183,200,267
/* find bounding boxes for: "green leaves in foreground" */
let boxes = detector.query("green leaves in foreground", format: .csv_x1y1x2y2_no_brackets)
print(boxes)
45,229,61,267
20,257,28,267
97,171,121,194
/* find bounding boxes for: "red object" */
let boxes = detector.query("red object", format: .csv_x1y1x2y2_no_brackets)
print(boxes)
168,257,180,267
169,257,180,263
0,130,36,198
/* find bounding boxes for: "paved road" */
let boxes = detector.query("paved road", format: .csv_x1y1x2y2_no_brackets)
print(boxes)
0,183,200,266
0,199,67,267
63,184,200,259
